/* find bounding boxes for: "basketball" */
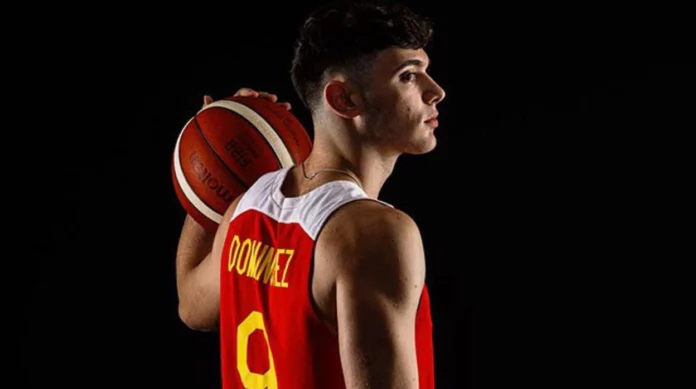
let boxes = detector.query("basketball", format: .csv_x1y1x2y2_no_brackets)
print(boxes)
172,95,312,232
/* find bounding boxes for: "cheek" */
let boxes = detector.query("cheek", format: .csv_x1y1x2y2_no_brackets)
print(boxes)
366,91,417,127
399,104,419,125
395,94,421,121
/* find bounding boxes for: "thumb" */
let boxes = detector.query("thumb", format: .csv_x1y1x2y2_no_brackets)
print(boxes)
203,95,213,105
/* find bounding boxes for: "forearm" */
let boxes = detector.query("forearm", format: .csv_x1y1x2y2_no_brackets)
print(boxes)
176,215,215,277
177,250,219,330
176,215,215,309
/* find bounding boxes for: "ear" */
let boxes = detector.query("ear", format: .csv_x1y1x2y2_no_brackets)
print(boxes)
324,80,361,119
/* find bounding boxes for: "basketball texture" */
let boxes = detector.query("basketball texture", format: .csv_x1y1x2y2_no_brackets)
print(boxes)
172,95,312,232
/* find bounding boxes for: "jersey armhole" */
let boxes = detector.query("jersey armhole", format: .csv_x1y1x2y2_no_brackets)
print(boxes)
306,197,391,335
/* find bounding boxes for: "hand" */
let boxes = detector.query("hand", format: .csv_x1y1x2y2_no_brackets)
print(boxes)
202,88,292,110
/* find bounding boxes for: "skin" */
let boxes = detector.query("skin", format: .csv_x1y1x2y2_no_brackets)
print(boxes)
176,47,446,388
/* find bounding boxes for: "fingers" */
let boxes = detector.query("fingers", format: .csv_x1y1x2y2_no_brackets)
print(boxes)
235,88,293,110
236,88,277,102
260,93,292,110
234,88,260,98
258,92,278,103
276,102,292,110
206,88,292,111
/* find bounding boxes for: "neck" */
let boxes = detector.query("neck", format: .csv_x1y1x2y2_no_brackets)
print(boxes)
303,127,399,199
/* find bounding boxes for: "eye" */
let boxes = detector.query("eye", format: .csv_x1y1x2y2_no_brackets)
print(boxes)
400,72,416,83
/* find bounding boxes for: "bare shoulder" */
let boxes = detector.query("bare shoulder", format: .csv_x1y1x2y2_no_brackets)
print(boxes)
322,199,422,245
319,200,426,387
345,199,421,234
321,199,426,301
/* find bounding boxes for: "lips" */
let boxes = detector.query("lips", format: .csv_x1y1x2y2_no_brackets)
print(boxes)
425,113,439,126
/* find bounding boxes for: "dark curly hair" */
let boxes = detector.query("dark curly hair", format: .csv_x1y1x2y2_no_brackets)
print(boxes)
290,0,434,112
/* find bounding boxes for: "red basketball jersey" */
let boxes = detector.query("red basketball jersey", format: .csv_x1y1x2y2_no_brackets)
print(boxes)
219,167,435,388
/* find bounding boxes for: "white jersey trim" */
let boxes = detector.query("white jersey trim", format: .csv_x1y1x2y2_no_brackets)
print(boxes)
231,166,392,240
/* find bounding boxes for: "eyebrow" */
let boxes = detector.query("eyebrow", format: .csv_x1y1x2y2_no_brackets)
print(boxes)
392,58,429,76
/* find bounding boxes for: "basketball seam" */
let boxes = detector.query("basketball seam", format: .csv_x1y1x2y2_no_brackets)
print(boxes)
258,104,301,165
281,108,313,164
232,101,284,168
193,115,251,188
173,173,216,229
173,117,223,224
204,99,293,168
177,122,222,217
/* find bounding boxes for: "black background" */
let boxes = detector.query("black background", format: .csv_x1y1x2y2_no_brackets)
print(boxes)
25,1,689,387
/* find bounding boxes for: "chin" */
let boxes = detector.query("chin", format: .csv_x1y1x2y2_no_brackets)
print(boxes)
404,135,437,155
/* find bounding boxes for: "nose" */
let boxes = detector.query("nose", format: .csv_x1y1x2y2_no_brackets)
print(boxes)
425,77,446,105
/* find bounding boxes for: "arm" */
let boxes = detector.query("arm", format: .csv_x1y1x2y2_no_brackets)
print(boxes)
333,205,426,388
175,214,220,331
176,196,240,331
175,89,290,330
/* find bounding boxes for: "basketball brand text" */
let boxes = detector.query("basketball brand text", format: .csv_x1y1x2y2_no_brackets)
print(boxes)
226,234,294,288
189,151,236,202
225,138,256,168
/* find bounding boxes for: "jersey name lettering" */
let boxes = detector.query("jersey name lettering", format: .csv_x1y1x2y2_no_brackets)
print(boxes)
226,234,294,288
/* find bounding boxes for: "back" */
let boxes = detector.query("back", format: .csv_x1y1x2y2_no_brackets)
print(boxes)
218,166,435,388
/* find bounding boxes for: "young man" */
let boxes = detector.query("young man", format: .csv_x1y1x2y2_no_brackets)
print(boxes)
175,1,446,388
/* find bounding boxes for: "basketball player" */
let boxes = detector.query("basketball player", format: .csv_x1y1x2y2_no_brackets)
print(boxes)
175,1,446,388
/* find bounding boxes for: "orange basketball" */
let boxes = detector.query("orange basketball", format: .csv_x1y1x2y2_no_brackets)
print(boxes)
172,95,312,232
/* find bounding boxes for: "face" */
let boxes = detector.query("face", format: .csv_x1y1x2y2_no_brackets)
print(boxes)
358,47,446,155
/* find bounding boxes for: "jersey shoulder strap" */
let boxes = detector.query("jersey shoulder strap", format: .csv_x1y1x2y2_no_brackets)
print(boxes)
231,166,393,240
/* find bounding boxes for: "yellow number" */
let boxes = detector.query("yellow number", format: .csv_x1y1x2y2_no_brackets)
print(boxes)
237,310,278,389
